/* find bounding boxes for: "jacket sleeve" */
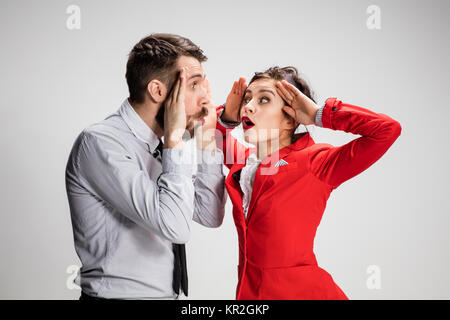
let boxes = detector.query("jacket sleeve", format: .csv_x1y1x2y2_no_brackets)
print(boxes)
308,97,402,189
215,106,252,169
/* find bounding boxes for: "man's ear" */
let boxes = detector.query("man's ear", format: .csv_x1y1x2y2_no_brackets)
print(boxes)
147,79,167,103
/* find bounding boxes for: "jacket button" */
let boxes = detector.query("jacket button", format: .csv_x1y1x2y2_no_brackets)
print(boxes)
332,106,338,111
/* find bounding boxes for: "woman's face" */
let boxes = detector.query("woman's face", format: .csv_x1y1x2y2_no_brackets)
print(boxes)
240,78,294,145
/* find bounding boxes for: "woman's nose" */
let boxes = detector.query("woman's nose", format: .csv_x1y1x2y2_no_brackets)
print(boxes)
243,101,255,114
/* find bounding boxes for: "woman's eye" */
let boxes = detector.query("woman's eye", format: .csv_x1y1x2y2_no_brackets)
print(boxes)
260,97,269,103
190,82,197,89
242,97,251,104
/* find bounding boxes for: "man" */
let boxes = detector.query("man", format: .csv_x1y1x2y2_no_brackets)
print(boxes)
65,33,226,300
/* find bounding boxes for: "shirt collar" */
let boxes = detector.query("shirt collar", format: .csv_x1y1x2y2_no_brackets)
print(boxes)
118,98,161,154
246,151,261,165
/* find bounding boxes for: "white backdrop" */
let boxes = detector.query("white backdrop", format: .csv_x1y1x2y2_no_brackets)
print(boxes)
0,0,449,299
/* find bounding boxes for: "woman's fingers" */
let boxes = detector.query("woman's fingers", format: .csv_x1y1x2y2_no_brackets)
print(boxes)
276,81,294,105
276,87,288,104
231,77,247,96
231,81,238,95
282,105,297,122
281,80,300,96
281,84,295,102
276,84,291,105
238,77,247,96
281,80,310,103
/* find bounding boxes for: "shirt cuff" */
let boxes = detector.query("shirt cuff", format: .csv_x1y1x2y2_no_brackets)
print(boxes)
217,108,240,129
315,104,325,127
162,148,193,177
197,149,224,174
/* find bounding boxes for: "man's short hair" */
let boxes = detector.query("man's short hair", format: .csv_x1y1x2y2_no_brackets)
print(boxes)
126,33,207,103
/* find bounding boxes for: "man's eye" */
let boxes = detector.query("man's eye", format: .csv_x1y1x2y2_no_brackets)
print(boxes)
190,82,197,89
260,97,269,103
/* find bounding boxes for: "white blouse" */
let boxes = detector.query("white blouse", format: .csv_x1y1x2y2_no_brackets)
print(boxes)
239,152,261,218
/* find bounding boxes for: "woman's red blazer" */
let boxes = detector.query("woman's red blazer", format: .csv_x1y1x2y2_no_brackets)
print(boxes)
215,97,402,300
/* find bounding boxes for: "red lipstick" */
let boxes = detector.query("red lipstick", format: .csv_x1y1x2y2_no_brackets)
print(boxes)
241,116,255,130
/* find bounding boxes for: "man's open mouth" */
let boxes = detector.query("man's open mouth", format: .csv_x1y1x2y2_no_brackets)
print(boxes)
241,116,255,130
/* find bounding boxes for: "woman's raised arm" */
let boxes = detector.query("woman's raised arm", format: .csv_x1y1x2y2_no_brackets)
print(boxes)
277,80,401,189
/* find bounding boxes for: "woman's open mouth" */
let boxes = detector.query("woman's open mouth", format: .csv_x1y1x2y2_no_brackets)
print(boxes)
241,116,255,130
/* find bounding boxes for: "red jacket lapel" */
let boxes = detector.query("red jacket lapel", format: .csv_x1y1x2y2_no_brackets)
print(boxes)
245,132,314,224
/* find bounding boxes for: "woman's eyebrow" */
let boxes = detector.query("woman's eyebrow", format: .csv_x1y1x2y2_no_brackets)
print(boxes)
258,89,275,96
244,88,275,96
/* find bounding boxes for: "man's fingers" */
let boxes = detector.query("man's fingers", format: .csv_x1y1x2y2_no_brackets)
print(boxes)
166,93,172,107
205,77,212,96
177,68,186,104
165,82,174,108
171,74,181,104
205,77,214,106
173,68,184,103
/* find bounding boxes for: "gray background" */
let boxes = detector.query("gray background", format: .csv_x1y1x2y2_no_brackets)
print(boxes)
0,0,449,299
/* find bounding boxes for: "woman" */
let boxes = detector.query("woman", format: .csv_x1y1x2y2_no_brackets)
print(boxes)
215,66,402,300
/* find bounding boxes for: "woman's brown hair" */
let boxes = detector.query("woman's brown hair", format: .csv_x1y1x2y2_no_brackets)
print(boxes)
248,66,316,139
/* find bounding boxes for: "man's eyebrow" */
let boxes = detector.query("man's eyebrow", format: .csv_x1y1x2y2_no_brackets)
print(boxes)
188,73,205,81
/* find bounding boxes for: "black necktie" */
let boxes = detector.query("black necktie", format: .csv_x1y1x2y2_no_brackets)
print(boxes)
151,139,188,296
152,139,163,161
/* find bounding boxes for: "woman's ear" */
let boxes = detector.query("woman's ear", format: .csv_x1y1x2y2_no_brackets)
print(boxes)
282,108,297,130
147,79,167,103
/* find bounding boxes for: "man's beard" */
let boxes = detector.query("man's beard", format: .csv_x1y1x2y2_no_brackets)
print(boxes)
156,105,209,139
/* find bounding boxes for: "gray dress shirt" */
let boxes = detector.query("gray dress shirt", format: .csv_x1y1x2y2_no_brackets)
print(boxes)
65,99,226,299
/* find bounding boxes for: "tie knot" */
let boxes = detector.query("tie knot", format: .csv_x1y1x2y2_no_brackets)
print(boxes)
152,139,163,159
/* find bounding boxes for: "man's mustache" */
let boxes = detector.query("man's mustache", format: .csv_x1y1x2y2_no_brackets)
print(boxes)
189,106,209,122
156,105,209,130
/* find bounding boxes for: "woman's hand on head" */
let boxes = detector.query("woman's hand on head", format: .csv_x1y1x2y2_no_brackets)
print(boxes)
223,77,247,123
276,80,320,126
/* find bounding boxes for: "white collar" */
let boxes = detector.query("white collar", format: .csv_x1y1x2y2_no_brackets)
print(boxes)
246,151,261,165
119,98,161,154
